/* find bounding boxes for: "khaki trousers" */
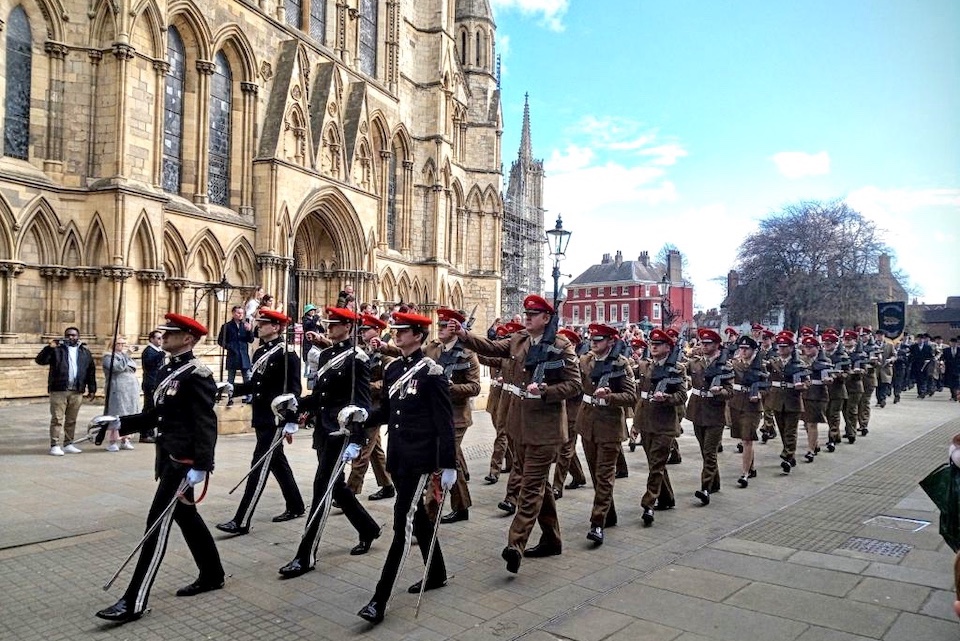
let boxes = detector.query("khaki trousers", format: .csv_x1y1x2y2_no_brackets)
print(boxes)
641,433,675,509
553,425,587,489
774,410,800,460
693,424,723,492
582,438,621,527
49,391,83,446
507,442,562,552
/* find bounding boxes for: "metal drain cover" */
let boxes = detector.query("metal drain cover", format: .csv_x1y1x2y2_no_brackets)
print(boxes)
863,516,930,532
838,537,912,558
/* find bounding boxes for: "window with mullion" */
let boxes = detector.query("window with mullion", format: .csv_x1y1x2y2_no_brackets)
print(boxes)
208,51,232,207
386,151,398,248
161,27,186,194
310,0,326,43
285,0,302,29
3,7,32,160
358,0,378,77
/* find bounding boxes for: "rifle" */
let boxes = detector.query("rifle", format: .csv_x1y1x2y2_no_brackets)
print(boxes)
703,344,734,390
525,309,561,384
850,338,868,372
811,347,836,382
783,345,811,385
741,345,770,398
463,304,479,331
832,342,852,372
650,340,684,395
592,338,626,391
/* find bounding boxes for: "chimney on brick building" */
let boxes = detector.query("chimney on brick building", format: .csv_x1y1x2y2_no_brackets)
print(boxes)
878,253,891,276
614,250,623,266
727,269,739,296
601,253,611,264
639,251,649,266
666,249,682,283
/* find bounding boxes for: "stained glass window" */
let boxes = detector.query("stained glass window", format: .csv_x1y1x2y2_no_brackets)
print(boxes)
358,0,377,77
285,0,302,29
208,51,232,206
161,27,185,193
4,7,32,160
386,150,397,248
310,0,325,43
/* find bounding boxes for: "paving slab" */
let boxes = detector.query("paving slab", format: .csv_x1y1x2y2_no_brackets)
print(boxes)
846,576,932,612
787,550,871,575
638,564,751,602
882,611,960,641
862,561,953,590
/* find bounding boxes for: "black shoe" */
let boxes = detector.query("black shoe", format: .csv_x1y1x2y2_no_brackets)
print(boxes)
357,600,385,624
737,475,748,488
368,486,396,500
780,460,791,474
95,599,145,623
846,435,856,444
351,526,382,555
497,500,516,515
761,432,771,444
641,508,655,526
440,509,469,524
604,514,618,528
667,451,682,465
502,546,522,573
804,451,815,463
717,443,724,453
272,510,305,523
587,526,604,545
748,468,757,478
407,578,447,594
501,465,512,473
278,558,314,579
553,487,562,500
653,499,675,511
176,579,224,597
814,446,821,454
826,442,836,453
331,499,341,509
893,396,900,404
736,442,744,453
615,469,629,478
695,489,710,505
860,428,869,436
629,441,637,452
565,480,586,490
484,474,498,484
524,541,562,558
215,520,249,535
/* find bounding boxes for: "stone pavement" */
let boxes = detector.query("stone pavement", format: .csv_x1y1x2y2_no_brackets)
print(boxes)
1,391,959,640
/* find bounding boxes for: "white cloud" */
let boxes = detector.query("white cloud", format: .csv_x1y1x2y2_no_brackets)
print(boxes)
846,186,960,219
639,143,688,166
545,144,594,173
771,151,831,179
490,0,569,31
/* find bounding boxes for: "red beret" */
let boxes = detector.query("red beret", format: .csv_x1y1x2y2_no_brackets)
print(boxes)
391,311,432,329
523,294,554,314
436,308,466,324
775,331,795,345
256,309,291,326
821,332,839,344
698,328,722,343
751,323,765,332
823,327,838,336
648,328,675,347
159,313,208,337
761,329,775,339
799,326,816,336
665,327,680,340
359,314,387,331
557,328,581,346
325,307,360,324
724,327,739,337
800,335,820,347
842,330,858,341
496,321,524,336
588,323,618,340
630,338,648,351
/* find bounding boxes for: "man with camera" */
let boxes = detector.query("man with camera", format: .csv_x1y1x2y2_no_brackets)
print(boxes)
35,327,97,456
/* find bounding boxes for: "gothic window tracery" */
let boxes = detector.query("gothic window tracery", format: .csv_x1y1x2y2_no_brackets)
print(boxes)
286,0,302,29
386,142,399,249
208,51,232,206
358,0,378,77
161,26,186,194
310,0,325,42
4,7,32,160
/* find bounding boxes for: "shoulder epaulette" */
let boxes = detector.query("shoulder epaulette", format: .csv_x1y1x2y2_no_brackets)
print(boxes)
191,359,213,378
426,358,445,376
354,346,370,363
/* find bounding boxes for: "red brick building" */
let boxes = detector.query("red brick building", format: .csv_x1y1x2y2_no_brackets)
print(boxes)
562,249,694,332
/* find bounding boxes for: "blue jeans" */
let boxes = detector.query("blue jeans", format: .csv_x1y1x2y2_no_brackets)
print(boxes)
227,368,251,400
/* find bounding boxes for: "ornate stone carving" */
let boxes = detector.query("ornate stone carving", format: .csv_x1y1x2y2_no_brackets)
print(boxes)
101,266,135,281
196,59,216,75
112,42,135,60
43,41,68,59
71,267,102,281
39,265,71,279
260,60,273,81
0,261,26,277
88,50,102,64
136,269,166,283
241,81,259,95
165,278,189,291
256,254,294,270
291,84,302,100
153,59,171,74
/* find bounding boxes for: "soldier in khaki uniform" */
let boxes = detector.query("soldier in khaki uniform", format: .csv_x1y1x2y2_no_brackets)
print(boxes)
872,328,896,408
765,331,809,474
841,330,865,444
799,334,830,462
758,328,778,444
685,328,733,505
856,327,878,436
821,331,848,452
424,308,481,523
453,295,581,574
630,329,687,527
577,323,637,545
479,321,521,486
553,328,588,499
347,314,395,500
728,335,766,488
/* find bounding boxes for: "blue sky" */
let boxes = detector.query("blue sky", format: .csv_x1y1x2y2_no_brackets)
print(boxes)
490,0,959,310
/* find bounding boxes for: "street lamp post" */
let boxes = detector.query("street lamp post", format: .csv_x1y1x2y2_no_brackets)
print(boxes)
659,274,670,329
545,214,572,311
193,275,233,379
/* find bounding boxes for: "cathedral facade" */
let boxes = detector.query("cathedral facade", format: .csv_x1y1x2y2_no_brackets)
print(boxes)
0,0,503,396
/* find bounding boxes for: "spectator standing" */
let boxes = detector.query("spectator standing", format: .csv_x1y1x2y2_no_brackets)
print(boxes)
218,306,255,404
102,337,139,451
140,330,165,442
244,287,264,321
35,327,97,456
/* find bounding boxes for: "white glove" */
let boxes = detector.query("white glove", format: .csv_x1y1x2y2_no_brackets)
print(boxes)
342,443,361,462
337,405,369,428
216,382,234,402
440,468,457,491
282,422,298,436
185,469,206,487
271,393,299,420
89,415,121,431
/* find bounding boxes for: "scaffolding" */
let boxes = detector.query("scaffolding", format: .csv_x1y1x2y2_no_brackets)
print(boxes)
501,94,545,316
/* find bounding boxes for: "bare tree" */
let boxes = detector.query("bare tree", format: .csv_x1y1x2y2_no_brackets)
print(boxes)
726,200,904,330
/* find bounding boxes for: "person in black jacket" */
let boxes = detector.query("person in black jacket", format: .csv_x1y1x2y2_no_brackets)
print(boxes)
92,313,225,624
215,310,305,535
35,326,97,455
139,330,166,442
358,312,457,625
911,333,936,398
278,307,381,579
217,306,254,404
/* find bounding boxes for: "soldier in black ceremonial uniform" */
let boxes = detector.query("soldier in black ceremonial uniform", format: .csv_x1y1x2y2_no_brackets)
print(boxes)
278,307,381,579
215,309,304,535
93,313,225,623
358,312,457,624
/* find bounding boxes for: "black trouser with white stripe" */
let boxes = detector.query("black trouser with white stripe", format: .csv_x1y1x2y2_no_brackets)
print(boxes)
372,472,447,606
123,460,223,613
233,427,304,528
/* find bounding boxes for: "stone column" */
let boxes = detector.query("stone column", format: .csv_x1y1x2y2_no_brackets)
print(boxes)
240,81,259,217
194,59,216,205
39,266,70,340
101,266,135,339
378,150,391,248
85,50,103,182
72,267,103,341
43,41,68,179
257,254,293,311
137,269,165,340
0,261,25,343
385,0,400,92
152,60,171,188
165,278,189,316
401,159,413,253
112,43,136,177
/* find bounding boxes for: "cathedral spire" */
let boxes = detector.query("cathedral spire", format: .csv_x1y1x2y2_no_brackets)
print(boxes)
519,92,532,161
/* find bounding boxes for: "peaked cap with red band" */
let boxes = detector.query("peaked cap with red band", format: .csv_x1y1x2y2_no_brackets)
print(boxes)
648,328,675,347
256,309,291,326
359,314,387,331
557,328,581,346
698,328,722,343
325,307,361,324
588,323,618,339
391,311,432,329
800,335,820,347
